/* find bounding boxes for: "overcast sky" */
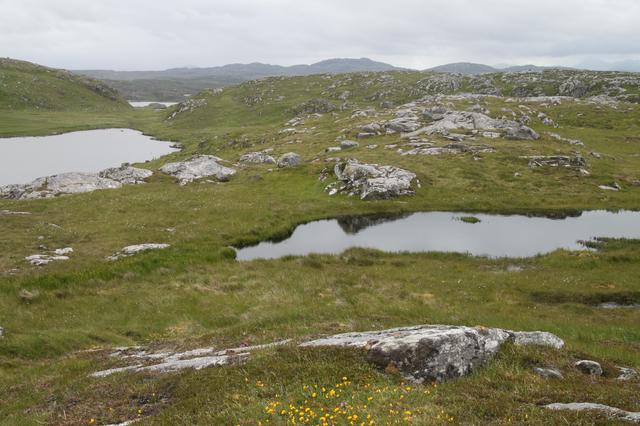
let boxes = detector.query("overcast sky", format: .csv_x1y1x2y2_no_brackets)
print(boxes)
1,0,639,71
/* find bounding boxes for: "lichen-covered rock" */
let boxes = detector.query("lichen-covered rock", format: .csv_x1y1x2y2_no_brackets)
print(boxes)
329,160,416,200
108,243,170,260
526,155,587,170
25,254,70,266
1,172,122,200
544,403,640,424
98,166,153,184
160,155,236,184
301,325,564,383
277,152,302,168
511,331,565,349
533,367,564,379
574,360,603,376
239,151,276,164
340,140,359,149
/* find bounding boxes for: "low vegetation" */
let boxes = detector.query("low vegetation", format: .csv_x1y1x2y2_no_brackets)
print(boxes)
0,60,638,424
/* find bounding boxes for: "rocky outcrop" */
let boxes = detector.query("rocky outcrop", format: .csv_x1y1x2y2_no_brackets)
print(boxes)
239,151,276,164
1,173,121,200
409,108,540,141
92,324,563,384
25,248,73,266
0,166,153,200
160,155,236,184
290,99,336,115
401,143,495,156
108,244,170,261
533,367,564,379
327,160,417,200
526,155,588,170
277,152,302,168
301,325,563,383
574,360,603,376
98,166,153,184
92,340,292,378
544,403,640,424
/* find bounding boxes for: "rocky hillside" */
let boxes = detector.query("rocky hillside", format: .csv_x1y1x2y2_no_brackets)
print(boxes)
0,58,130,111
164,68,640,131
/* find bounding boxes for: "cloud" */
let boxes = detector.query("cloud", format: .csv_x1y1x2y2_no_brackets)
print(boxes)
0,0,639,70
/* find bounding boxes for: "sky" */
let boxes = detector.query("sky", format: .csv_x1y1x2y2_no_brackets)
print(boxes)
1,0,640,71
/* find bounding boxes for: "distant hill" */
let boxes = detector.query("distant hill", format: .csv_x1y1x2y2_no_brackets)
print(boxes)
428,62,577,75
0,58,129,111
427,62,498,74
74,58,403,101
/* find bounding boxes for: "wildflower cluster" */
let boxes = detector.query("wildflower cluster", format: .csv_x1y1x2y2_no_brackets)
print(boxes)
261,376,454,425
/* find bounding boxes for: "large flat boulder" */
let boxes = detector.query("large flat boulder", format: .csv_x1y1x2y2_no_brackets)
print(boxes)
159,155,236,184
0,172,122,199
301,325,564,383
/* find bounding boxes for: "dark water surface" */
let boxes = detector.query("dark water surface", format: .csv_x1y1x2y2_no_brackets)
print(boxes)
235,211,640,260
0,128,178,185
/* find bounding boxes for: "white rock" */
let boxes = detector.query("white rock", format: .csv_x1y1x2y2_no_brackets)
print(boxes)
160,155,236,184
545,403,640,424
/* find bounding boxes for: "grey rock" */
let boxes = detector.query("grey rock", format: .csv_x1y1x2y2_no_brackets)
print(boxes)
360,123,383,134
0,210,31,215
512,331,565,349
340,140,359,149
239,151,276,164
325,146,342,153
616,367,639,381
277,152,302,168
331,160,416,200
1,172,122,200
544,403,640,424
0,327,4,338
526,155,587,170
599,182,622,191
98,166,153,185
108,243,170,260
92,340,291,378
25,254,70,266
505,126,540,140
533,367,564,379
301,325,564,383
574,360,603,376
402,144,495,156
547,132,584,146
160,155,236,184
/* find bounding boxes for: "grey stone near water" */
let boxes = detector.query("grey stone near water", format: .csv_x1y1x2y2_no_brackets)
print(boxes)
277,152,302,168
330,160,416,200
1,172,122,199
544,403,640,424
160,155,236,184
98,166,153,185
574,360,603,376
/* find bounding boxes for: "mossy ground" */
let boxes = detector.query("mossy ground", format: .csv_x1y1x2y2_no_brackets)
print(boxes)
0,70,639,425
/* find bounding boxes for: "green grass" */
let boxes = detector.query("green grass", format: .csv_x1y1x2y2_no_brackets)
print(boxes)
0,68,639,424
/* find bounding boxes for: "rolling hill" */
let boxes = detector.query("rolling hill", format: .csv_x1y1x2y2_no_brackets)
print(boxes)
0,58,130,111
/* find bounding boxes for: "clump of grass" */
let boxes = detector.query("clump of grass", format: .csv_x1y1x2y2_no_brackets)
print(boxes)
458,216,481,224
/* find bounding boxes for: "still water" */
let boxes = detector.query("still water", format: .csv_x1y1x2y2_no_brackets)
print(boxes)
0,128,178,185
235,211,640,260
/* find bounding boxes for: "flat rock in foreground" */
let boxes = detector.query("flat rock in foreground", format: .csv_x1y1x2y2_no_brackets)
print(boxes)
93,325,563,384
301,325,564,383
160,155,236,184
544,403,640,424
